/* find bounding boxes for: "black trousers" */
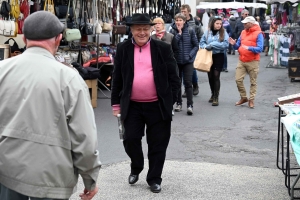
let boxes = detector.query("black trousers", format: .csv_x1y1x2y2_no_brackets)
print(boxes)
177,63,193,106
0,183,67,200
123,101,171,185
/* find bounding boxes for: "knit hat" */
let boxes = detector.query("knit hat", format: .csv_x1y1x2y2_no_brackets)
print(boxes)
23,11,64,40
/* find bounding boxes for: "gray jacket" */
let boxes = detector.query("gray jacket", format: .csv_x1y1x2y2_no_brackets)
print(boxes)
0,47,101,199
187,14,204,43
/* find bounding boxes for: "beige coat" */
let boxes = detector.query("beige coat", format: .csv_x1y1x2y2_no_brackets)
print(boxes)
0,47,101,199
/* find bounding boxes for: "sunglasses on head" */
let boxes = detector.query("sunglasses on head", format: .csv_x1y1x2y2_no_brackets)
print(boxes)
214,16,222,19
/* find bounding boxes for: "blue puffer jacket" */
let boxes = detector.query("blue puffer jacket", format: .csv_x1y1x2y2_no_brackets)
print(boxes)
169,23,199,65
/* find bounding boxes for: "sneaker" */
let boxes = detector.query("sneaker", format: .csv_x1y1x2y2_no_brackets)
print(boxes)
187,105,193,115
224,69,228,72
174,104,182,112
172,110,175,116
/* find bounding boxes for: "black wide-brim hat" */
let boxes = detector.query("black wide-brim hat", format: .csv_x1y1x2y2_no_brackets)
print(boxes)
126,13,156,26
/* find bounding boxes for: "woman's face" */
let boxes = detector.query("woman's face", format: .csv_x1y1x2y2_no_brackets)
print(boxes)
154,21,164,32
175,18,185,29
214,20,222,30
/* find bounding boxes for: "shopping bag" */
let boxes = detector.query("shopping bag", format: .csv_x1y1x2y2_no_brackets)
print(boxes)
193,49,213,72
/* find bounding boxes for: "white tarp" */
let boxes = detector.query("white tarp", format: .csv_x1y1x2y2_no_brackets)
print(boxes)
260,0,299,4
196,2,268,9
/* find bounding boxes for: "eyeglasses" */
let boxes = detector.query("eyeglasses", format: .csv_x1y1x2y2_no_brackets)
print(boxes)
244,14,249,16
214,16,221,19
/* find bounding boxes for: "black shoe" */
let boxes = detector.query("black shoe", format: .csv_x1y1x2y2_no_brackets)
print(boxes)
224,69,228,72
128,174,139,184
227,51,231,55
232,52,235,55
150,183,161,193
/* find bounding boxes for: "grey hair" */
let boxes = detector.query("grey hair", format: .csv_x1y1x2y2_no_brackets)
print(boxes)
174,13,186,21
241,9,249,14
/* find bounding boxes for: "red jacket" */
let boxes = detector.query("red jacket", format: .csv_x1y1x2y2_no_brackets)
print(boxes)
238,25,262,62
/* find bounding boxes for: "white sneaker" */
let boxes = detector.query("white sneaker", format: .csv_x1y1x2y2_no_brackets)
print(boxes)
187,105,193,115
174,104,182,112
172,110,175,116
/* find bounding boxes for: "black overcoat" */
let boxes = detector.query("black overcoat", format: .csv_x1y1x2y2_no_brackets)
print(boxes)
111,38,180,121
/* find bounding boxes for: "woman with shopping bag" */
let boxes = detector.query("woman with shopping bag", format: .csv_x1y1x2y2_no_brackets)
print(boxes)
199,16,229,106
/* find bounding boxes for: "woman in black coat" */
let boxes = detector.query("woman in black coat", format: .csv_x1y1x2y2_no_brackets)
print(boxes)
169,13,199,115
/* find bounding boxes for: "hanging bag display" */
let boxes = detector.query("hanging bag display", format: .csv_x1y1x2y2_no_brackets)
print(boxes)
18,0,30,34
101,1,112,32
79,0,93,35
63,0,81,42
0,20,17,37
11,0,20,19
44,0,55,14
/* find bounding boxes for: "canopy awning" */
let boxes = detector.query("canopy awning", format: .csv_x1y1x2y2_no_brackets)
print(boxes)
196,2,268,9
260,0,299,4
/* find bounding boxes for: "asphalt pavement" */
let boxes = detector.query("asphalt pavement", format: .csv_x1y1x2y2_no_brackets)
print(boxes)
70,51,300,200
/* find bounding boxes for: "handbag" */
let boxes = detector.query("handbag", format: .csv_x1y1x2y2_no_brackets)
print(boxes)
193,49,213,72
4,38,20,52
44,0,55,14
0,0,11,20
64,28,81,41
112,25,126,35
0,20,17,37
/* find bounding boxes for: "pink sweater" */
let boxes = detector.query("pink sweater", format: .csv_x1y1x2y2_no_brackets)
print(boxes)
112,40,158,111
131,41,158,102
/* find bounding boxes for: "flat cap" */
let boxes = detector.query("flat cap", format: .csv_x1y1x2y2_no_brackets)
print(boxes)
23,11,64,40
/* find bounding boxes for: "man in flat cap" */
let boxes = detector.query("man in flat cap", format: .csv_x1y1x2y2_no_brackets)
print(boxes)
111,13,180,193
0,11,101,200
229,16,263,109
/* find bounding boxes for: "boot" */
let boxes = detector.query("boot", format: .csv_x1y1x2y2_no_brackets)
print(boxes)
212,91,219,106
208,93,214,103
264,47,268,56
193,83,199,95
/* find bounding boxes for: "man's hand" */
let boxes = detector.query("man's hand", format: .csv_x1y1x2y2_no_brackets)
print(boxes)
229,37,236,45
241,45,249,50
79,187,98,200
113,110,121,117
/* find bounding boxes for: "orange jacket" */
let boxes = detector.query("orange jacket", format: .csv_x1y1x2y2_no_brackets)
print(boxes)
238,25,262,62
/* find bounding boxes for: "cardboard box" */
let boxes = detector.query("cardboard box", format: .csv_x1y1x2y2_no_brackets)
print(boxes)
85,79,98,108
278,93,300,105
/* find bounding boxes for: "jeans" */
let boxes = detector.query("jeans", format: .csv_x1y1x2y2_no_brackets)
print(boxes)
192,69,198,84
